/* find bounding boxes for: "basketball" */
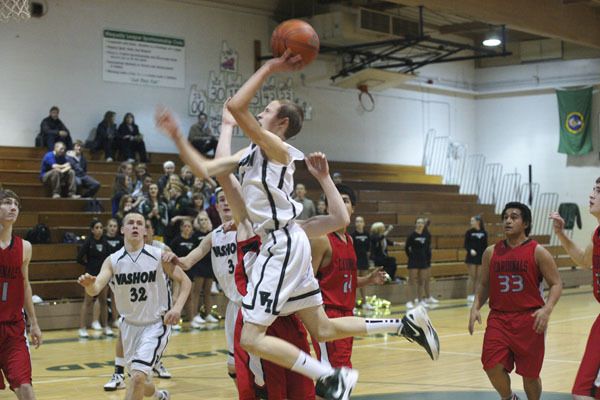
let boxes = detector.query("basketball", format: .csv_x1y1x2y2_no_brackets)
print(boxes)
271,19,320,66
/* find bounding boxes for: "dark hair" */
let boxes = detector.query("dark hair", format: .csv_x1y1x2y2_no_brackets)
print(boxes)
336,184,356,206
49,106,59,113
501,202,532,236
473,215,486,231
89,219,102,230
117,161,133,175
0,189,21,210
276,100,304,139
103,111,116,124
215,187,224,202
199,112,207,119
112,173,129,195
122,112,135,125
596,177,600,184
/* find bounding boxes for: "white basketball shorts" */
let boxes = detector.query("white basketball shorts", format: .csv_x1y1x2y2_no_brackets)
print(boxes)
120,319,171,375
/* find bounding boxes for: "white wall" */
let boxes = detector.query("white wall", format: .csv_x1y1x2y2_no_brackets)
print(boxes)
0,0,477,165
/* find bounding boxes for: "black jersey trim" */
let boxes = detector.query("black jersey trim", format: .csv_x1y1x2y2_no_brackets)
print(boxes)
271,227,291,315
261,159,279,230
277,167,286,189
242,233,276,310
288,288,322,302
131,323,168,367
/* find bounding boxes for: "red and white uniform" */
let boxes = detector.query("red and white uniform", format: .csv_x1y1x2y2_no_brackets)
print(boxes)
572,227,600,399
482,239,545,378
0,236,32,391
234,235,315,400
312,232,357,368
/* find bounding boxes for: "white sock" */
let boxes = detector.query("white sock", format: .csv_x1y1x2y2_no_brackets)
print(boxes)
153,390,163,399
115,357,125,367
365,318,403,334
290,351,334,381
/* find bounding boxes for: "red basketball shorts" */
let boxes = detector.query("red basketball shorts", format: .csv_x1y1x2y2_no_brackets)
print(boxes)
312,307,354,369
482,310,545,379
572,314,600,399
234,310,315,400
0,320,32,391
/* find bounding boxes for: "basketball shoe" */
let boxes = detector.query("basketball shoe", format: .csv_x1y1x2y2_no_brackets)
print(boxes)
153,361,172,379
399,305,440,360
315,367,358,400
103,373,125,391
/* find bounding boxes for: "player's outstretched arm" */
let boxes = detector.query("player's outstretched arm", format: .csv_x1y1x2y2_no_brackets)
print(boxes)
215,101,249,224
532,245,563,334
22,240,42,348
549,211,593,268
180,233,213,268
77,256,114,297
469,245,493,335
162,262,192,325
154,107,241,181
299,153,350,238
227,50,302,165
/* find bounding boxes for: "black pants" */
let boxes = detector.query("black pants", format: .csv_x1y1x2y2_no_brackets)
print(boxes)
92,133,116,159
46,133,73,150
375,256,398,280
120,139,148,162
190,138,218,156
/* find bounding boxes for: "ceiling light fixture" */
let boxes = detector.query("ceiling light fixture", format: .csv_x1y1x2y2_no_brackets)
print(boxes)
482,37,501,47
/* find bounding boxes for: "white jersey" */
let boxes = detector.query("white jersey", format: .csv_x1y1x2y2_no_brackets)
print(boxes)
109,244,171,325
211,225,241,304
238,143,304,235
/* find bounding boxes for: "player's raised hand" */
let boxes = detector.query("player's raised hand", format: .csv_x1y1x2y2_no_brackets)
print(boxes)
266,49,304,73
549,212,565,234
222,98,237,127
164,309,181,326
468,306,481,335
77,273,96,288
532,306,551,334
368,267,387,286
305,152,329,181
222,220,238,233
30,324,42,349
155,106,183,140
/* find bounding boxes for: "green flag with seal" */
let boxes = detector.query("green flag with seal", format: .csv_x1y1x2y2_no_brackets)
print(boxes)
557,87,593,155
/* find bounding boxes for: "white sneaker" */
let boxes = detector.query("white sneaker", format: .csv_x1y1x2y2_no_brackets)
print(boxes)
426,296,440,304
211,282,220,294
192,314,205,324
51,193,61,199
105,157,113,162
104,327,114,336
112,319,121,328
399,305,440,361
153,361,172,379
315,367,358,400
205,314,219,323
405,301,415,309
156,389,170,400
103,373,125,391
172,323,182,331
91,320,102,331
419,300,430,309
78,328,89,338
190,319,204,329
467,295,475,304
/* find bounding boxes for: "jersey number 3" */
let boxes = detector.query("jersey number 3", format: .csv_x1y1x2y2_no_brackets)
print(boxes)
498,274,524,293
130,287,148,302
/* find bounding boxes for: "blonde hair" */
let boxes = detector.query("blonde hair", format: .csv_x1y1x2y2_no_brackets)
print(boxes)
370,222,385,235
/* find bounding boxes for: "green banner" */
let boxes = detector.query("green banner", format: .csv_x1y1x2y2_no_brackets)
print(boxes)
557,87,593,155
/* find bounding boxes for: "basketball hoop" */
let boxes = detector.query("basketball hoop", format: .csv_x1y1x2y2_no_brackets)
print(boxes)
0,0,30,22
357,84,375,112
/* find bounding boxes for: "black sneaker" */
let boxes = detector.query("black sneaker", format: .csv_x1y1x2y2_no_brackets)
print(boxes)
315,367,358,400
399,304,440,361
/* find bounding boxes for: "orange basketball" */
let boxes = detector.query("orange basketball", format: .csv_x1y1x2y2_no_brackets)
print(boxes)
271,19,320,66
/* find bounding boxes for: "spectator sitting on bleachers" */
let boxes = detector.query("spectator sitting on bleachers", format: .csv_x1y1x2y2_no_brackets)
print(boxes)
164,181,193,243
40,105,73,150
316,198,327,215
66,140,100,198
115,194,134,227
293,183,315,220
94,111,117,162
132,174,152,201
111,173,130,216
190,177,213,208
188,112,218,157
139,183,168,240
190,193,205,216
157,160,175,193
180,165,194,188
117,112,148,162
370,222,400,283
116,161,134,191
332,171,343,185
40,141,79,199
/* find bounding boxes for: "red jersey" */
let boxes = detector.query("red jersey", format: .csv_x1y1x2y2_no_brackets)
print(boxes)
592,226,600,303
316,232,357,312
0,236,24,323
489,239,544,312
235,235,261,297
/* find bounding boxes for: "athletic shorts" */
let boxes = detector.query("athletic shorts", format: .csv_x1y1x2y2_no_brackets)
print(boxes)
482,310,545,379
572,314,600,398
225,301,240,367
242,223,322,327
120,319,171,375
235,309,315,400
0,320,32,391
312,308,354,369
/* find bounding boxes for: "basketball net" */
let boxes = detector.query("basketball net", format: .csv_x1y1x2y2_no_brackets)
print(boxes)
357,84,375,112
0,0,30,22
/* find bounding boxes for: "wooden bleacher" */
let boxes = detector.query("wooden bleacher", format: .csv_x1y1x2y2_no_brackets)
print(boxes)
0,145,583,329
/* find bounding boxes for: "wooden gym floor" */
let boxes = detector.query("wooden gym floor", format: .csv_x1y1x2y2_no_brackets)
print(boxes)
19,287,596,400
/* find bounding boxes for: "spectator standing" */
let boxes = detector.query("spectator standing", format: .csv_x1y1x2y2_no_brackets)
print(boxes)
40,106,73,150
294,183,316,220
77,220,112,338
351,216,372,310
188,112,218,156
464,215,488,305
94,111,117,162
66,140,100,198
405,218,435,309
114,195,134,227
117,113,148,162
190,210,217,326
40,142,79,199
